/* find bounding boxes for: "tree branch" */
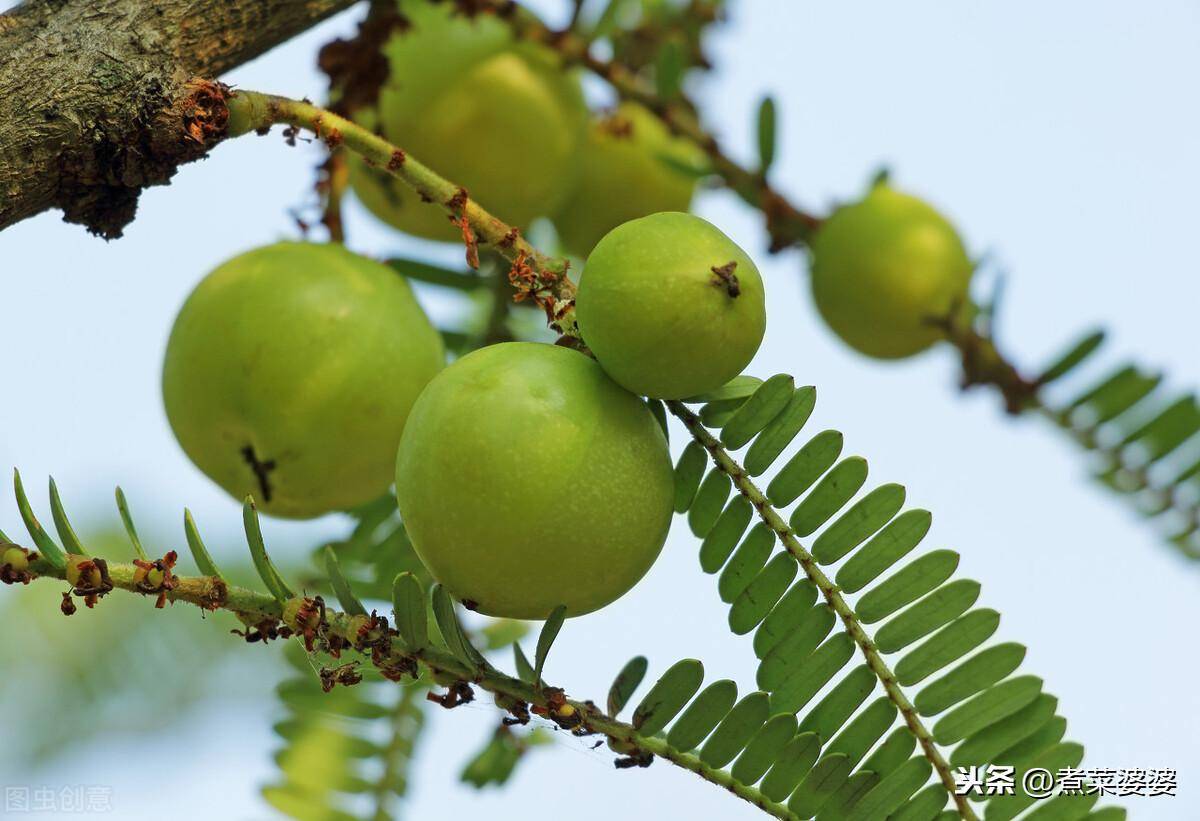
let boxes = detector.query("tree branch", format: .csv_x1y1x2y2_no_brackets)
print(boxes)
0,0,359,238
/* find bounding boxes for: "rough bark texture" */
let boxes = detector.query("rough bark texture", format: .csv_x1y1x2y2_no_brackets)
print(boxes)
0,0,359,238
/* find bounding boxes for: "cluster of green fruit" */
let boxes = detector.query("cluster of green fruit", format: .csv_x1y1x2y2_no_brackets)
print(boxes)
162,213,765,619
346,1,703,257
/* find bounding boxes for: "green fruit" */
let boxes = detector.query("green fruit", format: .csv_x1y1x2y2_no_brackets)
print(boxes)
351,1,586,241
554,103,702,257
163,242,444,519
809,184,974,359
395,342,673,619
576,212,766,400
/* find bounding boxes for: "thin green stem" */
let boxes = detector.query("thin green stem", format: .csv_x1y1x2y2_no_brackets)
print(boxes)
665,401,977,821
14,553,794,821
223,89,578,337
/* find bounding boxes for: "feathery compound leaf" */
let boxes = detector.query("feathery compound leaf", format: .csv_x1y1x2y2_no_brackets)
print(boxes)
914,642,1026,716
646,398,670,444
114,486,148,560
950,693,1058,767
811,483,905,564
243,498,294,602
745,386,816,476
683,375,764,403
855,549,960,624
673,441,709,513
702,396,751,427
756,95,778,173
183,509,223,578
699,691,770,768
769,633,855,715
888,783,948,821
392,572,428,651
666,679,738,751
718,522,776,603
728,552,797,634
846,756,931,821
836,509,932,594
753,580,819,659
824,697,897,768
874,579,981,653
796,664,875,743
1037,328,1106,386
790,456,868,536
721,374,795,450
788,752,852,817
632,659,704,737
322,547,367,617
607,656,649,717
533,604,567,686
47,477,87,556
932,674,1042,746
895,608,1000,686
757,603,835,689
984,742,1084,821
13,469,64,568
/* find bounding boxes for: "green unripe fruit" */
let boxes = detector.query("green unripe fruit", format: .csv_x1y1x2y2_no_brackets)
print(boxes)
351,1,586,241
809,184,974,359
554,103,702,257
2,546,28,573
576,212,767,400
395,342,673,619
162,242,444,519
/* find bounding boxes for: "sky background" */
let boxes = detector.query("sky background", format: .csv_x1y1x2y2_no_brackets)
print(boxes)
2,0,1198,819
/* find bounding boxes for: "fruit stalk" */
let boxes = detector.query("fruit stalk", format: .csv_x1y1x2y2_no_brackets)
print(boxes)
14,549,796,820
665,400,979,821
223,89,579,337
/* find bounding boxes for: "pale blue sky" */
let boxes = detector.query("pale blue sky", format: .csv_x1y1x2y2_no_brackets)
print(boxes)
1,1,1197,819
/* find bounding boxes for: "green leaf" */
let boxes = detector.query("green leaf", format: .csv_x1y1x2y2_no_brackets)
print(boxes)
729,552,797,634
788,752,852,818
608,656,649,716
915,642,1026,716
813,483,905,564
674,441,709,513
721,374,795,450
797,664,875,743
745,386,816,476
757,603,835,689
756,95,778,173
1069,365,1160,424
754,580,819,658
1023,791,1099,821
688,469,732,537
699,691,770,768
666,679,738,751
324,547,367,617
760,731,821,801
655,38,686,99
533,604,567,686
983,742,1084,821
887,783,948,821
769,633,855,715
646,398,670,444
822,770,881,819
824,697,897,768
895,608,1000,686
632,659,705,737
860,726,915,778
767,430,843,507
845,756,931,821
1037,329,1105,386
392,572,428,652
718,522,776,603
790,456,869,537
836,509,932,594
386,257,483,291
684,375,764,403
114,486,149,561
47,478,87,556
932,674,1042,745
1118,394,1200,462
855,550,960,624
731,713,797,785
183,509,223,578
431,584,480,673
13,469,64,568
1001,715,1067,768
702,396,749,427
513,643,536,684
699,495,753,573
950,693,1058,767
243,498,295,602
874,579,981,653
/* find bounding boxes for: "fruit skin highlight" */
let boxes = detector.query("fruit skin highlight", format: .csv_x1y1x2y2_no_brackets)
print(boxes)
395,342,674,619
576,212,766,400
162,242,444,519
349,0,587,241
554,102,702,257
809,184,974,359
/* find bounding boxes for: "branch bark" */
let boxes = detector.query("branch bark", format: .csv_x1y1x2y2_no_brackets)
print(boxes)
0,0,359,238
